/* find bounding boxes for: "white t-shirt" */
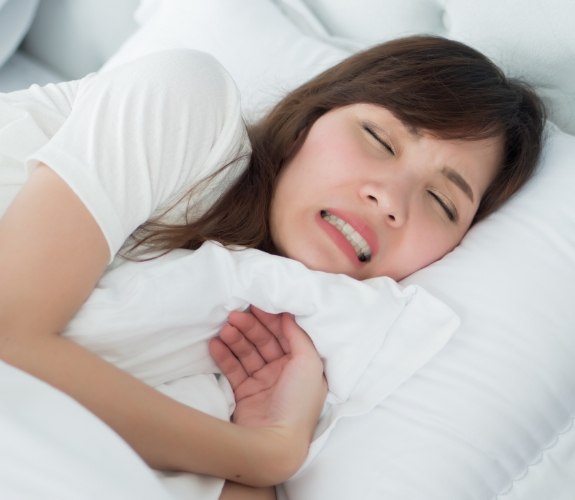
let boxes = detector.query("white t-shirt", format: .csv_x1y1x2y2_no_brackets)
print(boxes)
0,49,250,261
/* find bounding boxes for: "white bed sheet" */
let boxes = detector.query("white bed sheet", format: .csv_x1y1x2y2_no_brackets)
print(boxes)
0,362,173,499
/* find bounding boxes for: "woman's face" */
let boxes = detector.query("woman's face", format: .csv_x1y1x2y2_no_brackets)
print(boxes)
270,103,502,281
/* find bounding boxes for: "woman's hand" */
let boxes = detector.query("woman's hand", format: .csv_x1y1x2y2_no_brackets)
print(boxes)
209,307,327,477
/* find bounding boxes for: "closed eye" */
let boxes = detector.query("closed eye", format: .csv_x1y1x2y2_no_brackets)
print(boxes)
363,124,395,155
429,191,458,222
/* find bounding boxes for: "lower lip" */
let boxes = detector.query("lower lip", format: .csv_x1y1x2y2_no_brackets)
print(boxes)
315,212,365,268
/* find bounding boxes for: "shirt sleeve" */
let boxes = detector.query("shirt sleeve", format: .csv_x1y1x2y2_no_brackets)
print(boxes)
28,49,250,260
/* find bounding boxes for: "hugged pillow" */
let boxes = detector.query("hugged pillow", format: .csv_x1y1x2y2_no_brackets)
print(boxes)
104,1,575,498
65,241,458,406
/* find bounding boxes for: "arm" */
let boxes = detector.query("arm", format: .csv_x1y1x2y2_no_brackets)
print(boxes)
0,167,323,486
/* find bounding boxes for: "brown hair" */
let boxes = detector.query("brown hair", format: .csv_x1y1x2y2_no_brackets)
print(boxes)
132,35,546,255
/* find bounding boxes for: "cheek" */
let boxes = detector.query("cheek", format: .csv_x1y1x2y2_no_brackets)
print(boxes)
405,225,463,271
295,123,360,176
269,162,310,242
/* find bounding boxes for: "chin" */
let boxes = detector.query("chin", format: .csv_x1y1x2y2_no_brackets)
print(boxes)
294,254,341,274
284,244,360,277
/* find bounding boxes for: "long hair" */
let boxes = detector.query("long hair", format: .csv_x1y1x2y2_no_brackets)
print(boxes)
132,35,546,255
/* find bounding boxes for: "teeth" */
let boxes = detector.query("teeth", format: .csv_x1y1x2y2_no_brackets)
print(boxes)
321,210,371,262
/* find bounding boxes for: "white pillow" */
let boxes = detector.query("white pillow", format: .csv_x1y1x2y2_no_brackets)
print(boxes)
107,0,575,135
276,0,447,45
103,0,349,123
278,0,575,135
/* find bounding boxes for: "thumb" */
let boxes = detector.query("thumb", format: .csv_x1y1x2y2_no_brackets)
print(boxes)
280,314,323,366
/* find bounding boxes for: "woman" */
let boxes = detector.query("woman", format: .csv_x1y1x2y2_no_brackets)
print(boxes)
0,35,545,497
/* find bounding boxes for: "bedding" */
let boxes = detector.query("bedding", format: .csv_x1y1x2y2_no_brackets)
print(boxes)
0,362,173,499
106,0,575,135
63,240,458,497
66,242,458,406
2,0,575,499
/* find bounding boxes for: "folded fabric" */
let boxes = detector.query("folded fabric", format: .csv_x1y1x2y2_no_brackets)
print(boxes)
65,241,458,409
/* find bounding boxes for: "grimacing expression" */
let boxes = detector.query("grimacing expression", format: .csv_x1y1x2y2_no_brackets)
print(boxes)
270,104,503,281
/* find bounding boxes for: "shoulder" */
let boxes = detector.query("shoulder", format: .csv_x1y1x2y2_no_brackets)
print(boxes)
83,49,244,135
97,49,240,107
146,49,231,79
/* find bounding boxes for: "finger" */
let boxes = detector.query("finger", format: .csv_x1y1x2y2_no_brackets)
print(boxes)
280,314,328,398
249,306,282,333
208,337,248,390
228,309,285,362
280,314,321,363
218,322,266,375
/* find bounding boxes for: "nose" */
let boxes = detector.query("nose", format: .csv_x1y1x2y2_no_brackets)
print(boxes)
361,181,408,227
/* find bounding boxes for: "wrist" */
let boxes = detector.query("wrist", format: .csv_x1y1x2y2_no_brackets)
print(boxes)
227,423,308,486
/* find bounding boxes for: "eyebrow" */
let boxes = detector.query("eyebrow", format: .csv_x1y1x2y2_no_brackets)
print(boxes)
442,166,474,202
387,121,476,202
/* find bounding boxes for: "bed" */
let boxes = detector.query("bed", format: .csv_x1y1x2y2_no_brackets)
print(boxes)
2,1,575,499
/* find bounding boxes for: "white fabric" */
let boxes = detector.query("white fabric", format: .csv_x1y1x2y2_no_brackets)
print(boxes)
65,241,458,406
110,0,575,134
0,49,249,260
279,0,575,136
103,0,350,124
0,361,173,499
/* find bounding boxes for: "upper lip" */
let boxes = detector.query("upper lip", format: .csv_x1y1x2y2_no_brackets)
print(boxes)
323,208,379,260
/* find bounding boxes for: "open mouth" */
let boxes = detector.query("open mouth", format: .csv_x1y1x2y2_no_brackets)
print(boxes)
320,210,372,262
